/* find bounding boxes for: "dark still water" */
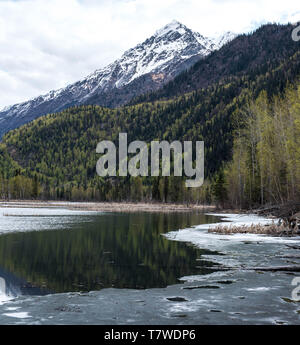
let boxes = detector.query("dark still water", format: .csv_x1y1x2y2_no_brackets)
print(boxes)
0,211,220,295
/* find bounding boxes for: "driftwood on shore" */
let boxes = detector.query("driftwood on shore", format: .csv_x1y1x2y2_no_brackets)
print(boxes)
207,202,300,236
254,202,300,231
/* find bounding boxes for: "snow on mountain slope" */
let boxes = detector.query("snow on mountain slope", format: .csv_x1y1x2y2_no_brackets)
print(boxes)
0,20,236,138
211,31,238,49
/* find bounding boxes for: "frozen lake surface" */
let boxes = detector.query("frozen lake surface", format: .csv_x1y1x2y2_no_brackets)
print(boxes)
0,205,299,324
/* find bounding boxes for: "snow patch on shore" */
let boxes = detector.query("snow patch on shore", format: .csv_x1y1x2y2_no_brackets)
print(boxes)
164,213,300,252
196,213,277,230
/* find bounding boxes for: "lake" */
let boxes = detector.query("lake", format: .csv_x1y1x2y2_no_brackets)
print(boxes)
0,205,300,325
0,209,219,294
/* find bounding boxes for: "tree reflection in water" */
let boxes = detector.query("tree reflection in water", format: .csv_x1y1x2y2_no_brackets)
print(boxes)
0,212,220,294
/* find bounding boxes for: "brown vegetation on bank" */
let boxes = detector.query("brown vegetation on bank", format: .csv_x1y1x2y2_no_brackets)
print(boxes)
208,222,300,236
0,200,215,213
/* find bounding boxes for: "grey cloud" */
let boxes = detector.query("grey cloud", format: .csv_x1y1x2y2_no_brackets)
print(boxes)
0,0,298,109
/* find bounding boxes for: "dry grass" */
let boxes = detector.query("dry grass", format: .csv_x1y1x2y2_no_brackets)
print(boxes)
0,200,216,213
208,222,295,236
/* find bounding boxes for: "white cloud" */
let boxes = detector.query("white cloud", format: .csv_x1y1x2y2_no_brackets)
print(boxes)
0,0,299,109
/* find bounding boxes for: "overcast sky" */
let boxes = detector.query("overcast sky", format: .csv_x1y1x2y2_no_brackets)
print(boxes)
0,0,299,109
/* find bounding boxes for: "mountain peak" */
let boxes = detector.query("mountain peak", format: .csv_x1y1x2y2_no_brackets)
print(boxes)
155,20,187,37
170,19,182,25
164,19,184,29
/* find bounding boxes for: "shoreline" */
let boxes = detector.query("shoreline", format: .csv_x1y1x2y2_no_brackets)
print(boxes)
1,201,298,236
0,200,217,213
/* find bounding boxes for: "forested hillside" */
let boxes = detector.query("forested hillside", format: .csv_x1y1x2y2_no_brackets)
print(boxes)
0,58,299,204
0,23,299,207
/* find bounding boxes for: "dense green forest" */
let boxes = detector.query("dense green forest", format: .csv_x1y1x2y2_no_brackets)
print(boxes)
0,23,299,208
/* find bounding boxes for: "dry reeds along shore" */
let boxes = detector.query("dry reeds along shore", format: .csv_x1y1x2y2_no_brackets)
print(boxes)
208,222,299,236
0,200,215,213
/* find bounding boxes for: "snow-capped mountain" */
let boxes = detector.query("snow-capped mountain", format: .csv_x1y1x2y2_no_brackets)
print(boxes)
211,31,237,49
0,20,236,138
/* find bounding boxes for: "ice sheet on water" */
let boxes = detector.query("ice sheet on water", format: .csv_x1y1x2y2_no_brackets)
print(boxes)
0,206,102,234
164,213,300,272
196,213,277,229
164,226,300,252
0,206,100,217
3,312,31,319
164,213,300,250
0,294,13,305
